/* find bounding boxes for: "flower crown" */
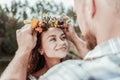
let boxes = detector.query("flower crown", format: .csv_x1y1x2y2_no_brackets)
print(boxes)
24,13,71,33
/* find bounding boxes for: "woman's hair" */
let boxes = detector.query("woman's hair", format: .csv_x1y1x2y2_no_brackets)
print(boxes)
27,31,45,75
27,14,70,78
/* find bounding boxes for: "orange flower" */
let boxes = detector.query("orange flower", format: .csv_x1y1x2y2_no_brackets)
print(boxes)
38,22,42,27
31,19,39,28
35,27,43,33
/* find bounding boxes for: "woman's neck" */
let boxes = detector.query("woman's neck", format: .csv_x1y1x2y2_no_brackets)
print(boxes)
33,58,61,79
45,58,61,69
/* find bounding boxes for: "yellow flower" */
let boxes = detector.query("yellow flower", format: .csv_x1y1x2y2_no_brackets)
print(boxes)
54,20,58,27
42,13,47,19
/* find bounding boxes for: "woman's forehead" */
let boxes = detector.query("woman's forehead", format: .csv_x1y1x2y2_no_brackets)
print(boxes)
48,27,63,31
42,28,64,38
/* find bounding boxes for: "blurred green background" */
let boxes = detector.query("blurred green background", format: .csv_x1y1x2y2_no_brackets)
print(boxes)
0,0,81,75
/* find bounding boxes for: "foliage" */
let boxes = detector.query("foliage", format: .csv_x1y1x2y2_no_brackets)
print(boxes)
0,5,23,55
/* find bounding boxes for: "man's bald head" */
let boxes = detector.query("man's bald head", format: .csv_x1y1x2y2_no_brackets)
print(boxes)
74,0,120,46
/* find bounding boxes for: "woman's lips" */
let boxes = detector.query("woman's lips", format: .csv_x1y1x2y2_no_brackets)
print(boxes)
56,46,67,51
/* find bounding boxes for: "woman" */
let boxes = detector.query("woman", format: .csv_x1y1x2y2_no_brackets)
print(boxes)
0,11,89,79
27,14,69,80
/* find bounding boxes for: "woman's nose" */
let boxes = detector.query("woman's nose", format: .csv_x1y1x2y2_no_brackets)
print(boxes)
58,39,66,46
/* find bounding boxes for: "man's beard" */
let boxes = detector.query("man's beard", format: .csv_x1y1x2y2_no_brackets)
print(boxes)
84,32,97,50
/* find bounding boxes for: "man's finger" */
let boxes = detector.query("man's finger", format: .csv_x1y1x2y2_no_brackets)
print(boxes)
16,29,21,33
20,24,33,34
33,32,37,41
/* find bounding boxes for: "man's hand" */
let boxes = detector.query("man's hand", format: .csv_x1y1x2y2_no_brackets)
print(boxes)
64,24,89,58
0,24,37,80
16,24,37,55
64,24,77,42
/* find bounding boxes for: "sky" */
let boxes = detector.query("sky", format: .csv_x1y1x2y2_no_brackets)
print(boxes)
0,0,74,8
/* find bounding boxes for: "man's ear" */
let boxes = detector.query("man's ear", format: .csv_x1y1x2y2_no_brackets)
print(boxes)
85,0,96,19
38,48,44,55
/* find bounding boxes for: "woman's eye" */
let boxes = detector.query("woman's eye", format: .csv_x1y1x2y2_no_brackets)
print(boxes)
50,38,56,41
61,36,66,41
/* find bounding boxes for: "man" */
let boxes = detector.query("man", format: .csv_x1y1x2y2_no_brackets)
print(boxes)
39,0,120,79
1,0,120,80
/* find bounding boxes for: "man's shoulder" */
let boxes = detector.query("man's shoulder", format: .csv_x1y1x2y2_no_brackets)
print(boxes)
53,59,84,70
41,56,120,80
42,60,87,80
62,59,83,65
43,60,83,76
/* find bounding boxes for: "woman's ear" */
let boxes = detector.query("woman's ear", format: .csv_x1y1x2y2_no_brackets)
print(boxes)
85,0,96,19
38,48,44,55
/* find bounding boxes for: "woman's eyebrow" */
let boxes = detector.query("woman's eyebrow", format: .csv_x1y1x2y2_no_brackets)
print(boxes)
47,33,65,39
47,35,56,39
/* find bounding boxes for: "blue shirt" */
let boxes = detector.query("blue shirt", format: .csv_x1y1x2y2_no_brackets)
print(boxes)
40,37,120,80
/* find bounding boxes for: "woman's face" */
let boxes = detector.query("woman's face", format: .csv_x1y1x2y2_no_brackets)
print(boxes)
40,27,68,58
